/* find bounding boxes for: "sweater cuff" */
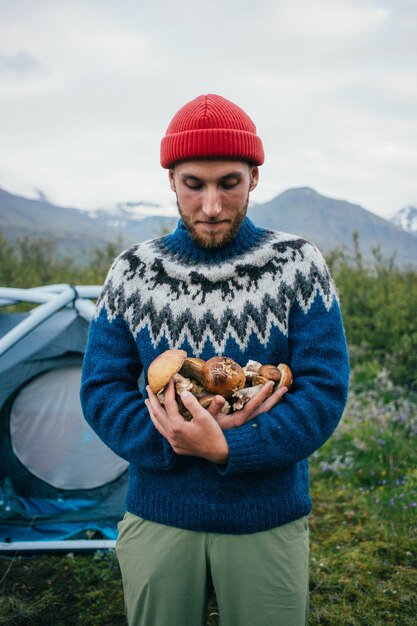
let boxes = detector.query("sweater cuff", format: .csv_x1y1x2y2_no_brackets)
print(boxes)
160,434,182,470
216,418,265,475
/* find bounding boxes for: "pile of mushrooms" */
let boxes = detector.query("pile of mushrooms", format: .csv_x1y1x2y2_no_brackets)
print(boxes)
147,350,293,420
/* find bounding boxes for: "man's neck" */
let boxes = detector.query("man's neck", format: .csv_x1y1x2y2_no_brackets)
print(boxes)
155,217,270,265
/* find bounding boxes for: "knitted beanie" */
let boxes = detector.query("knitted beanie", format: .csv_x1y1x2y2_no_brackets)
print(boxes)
160,94,264,168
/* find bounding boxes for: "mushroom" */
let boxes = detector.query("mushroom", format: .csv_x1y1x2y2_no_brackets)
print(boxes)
199,394,231,415
277,363,293,389
231,363,293,411
199,393,217,409
253,364,293,390
179,357,206,385
148,349,187,394
148,350,293,420
243,360,263,382
259,365,281,382
173,372,205,397
253,375,271,386
244,360,262,372
232,384,270,411
201,356,246,398
147,350,196,418
148,350,206,396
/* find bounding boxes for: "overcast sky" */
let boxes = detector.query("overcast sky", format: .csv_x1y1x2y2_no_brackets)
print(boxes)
1,0,416,219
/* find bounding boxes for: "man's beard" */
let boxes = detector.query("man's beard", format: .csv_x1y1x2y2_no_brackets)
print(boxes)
177,195,249,249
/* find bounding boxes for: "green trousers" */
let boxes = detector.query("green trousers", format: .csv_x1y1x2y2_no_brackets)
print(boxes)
116,512,309,626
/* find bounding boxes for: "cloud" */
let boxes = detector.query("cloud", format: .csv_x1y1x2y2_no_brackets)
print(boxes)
271,0,390,39
0,51,44,76
0,0,416,218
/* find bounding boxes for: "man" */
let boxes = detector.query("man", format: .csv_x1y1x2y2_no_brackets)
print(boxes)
80,94,350,626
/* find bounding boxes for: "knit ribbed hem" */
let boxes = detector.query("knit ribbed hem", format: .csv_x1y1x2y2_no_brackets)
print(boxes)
161,128,264,168
156,217,272,265
217,420,266,475
126,483,312,535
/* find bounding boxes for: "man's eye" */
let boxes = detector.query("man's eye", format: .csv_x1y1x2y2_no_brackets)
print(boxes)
185,182,202,190
221,180,239,190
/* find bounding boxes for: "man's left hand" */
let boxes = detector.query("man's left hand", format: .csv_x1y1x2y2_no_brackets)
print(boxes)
145,380,229,464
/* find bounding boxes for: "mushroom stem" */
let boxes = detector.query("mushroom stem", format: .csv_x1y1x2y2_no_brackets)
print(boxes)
232,384,266,411
179,357,206,385
173,373,205,397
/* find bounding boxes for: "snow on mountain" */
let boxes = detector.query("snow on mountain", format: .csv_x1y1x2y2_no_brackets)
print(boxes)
85,200,178,222
391,205,417,237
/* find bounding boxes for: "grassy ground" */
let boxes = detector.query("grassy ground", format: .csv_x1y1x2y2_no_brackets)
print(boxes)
1,378,416,625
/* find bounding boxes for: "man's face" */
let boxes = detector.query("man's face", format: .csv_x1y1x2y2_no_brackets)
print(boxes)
169,160,259,248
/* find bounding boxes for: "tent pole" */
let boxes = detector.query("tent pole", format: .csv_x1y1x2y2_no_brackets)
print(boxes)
74,298,97,321
0,285,102,308
0,288,76,356
0,539,116,554
0,288,51,307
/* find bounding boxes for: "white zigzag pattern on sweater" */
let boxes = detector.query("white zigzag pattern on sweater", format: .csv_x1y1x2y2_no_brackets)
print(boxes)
96,230,337,356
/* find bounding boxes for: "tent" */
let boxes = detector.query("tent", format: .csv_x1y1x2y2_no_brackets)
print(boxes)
0,285,129,552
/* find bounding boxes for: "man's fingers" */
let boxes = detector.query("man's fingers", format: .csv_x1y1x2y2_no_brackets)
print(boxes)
146,385,161,415
219,383,288,429
145,398,167,437
180,390,206,418
207,395,227,416
144,398,154,418
241,381,275,413
257,385,288,413
147,379,288,435
146,383,177,433
163,379,178,410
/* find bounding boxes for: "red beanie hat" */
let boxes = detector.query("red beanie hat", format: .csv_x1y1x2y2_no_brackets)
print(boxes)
160,94,264,168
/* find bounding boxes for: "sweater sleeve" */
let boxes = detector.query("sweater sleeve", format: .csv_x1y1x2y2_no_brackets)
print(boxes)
218,269,350,476
80,296,178,471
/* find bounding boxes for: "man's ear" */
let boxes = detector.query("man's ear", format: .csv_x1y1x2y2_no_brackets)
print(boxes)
249,166,259,192
168,168,176,192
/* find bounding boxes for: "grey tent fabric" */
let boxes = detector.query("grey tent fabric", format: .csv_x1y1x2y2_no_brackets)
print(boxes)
10,365,128,490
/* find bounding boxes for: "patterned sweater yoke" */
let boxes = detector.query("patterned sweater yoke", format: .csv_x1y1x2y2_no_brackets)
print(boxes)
80,217,350,534
95,218,336,357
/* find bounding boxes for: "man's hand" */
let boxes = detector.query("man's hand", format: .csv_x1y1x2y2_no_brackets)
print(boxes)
145,380,229,464
213,382,288,430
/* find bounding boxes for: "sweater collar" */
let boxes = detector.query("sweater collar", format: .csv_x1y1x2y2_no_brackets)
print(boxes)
157,216,270,265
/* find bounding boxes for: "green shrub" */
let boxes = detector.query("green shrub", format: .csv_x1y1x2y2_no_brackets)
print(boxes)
329,236,417,389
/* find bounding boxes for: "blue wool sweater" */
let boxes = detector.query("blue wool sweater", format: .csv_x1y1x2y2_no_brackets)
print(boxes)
80,217,350,534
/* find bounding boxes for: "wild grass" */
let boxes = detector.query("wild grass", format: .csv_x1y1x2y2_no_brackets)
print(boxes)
1,373,416,625
307,371,417,625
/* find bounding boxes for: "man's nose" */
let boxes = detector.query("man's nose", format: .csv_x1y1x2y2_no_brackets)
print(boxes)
202,188,222,217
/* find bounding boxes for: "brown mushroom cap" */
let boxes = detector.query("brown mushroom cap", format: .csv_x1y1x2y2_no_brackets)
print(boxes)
201,356,246,398
259,365,281,382
148,349,187,394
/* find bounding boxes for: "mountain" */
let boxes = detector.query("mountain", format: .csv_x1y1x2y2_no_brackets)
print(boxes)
248,187,417,267
1,186,417,268
390,205,417,238
0,188,177,260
